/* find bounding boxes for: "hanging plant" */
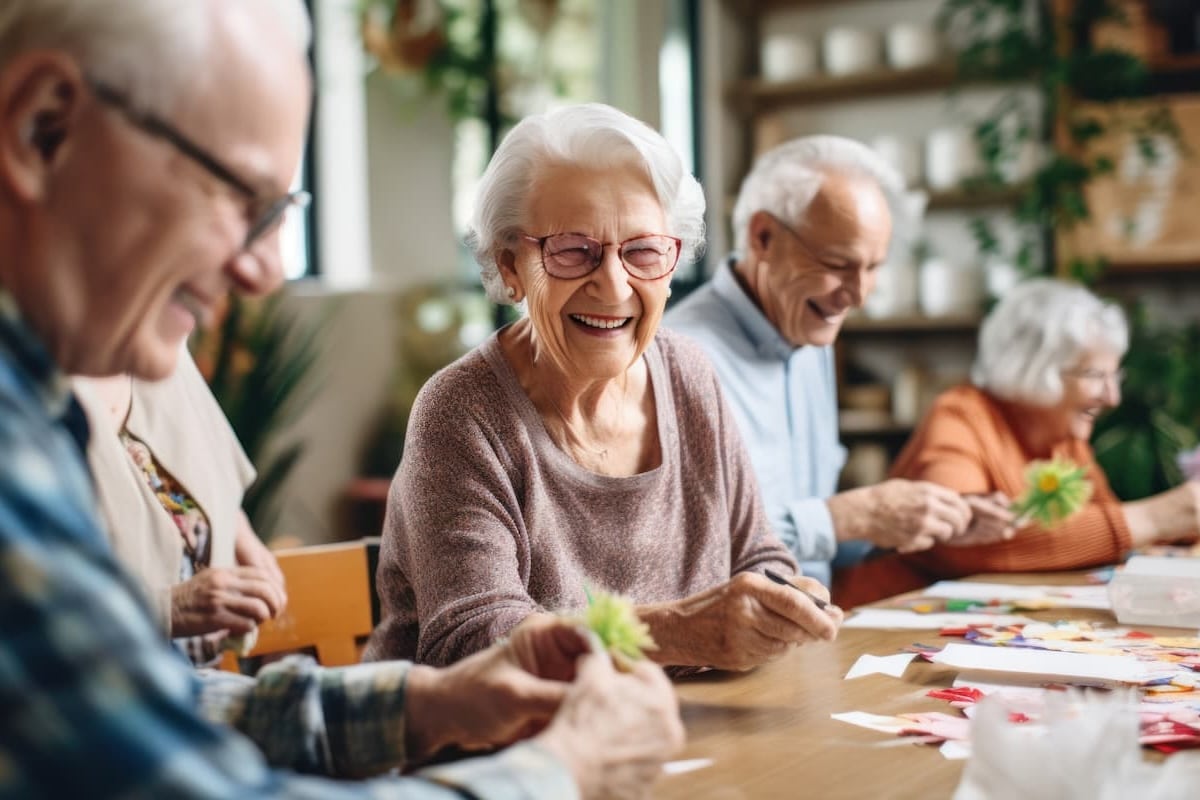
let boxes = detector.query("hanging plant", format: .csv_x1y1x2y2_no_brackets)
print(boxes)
939,0,1180,280
358,0,495,122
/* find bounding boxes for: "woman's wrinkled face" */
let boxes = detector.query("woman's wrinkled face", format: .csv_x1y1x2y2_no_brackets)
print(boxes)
501,162,672,381
1053,348,1123,440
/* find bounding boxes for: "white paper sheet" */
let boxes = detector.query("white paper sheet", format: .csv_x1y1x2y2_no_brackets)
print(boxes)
921,581,1111,610
844,652,917,680
830,711,912,734
939,740,972,760
930,642,1160,685
662,758,713,776
843,609,1033,630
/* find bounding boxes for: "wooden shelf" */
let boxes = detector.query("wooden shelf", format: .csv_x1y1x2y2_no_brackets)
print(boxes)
927,184,1025,211
720,185,1023,216
727,61,958,116
722,0,844,13
839,409,913,438
841,313,981,335
1090,261,1200,284
757,0,844,9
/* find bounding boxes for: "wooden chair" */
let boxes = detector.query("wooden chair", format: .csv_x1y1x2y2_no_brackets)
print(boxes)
219,539,375,672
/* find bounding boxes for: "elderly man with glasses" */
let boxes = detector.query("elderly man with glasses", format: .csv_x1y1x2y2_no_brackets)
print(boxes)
0,1,683,797
667,136,1004,597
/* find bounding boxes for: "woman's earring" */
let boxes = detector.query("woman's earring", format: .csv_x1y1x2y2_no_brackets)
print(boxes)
506,286,516,299
666,286,673,298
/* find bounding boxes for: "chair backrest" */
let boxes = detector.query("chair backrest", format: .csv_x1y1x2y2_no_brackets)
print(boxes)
219,539,374,671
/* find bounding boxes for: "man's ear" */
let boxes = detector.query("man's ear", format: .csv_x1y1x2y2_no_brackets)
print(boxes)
0,53,84,202
746,210,775,259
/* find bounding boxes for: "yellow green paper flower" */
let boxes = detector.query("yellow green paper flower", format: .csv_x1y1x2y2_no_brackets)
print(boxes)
581,586,656,664
1011,457,1093,526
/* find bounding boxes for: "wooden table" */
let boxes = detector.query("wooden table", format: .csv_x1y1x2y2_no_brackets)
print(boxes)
652,572,1181,799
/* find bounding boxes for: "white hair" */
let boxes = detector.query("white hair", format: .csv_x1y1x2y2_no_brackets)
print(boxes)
972,278,1128,405
731,135,908,256
466,103,707,304
0,0,310,115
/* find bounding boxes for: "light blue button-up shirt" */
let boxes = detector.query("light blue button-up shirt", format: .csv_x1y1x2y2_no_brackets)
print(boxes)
666,261,850,585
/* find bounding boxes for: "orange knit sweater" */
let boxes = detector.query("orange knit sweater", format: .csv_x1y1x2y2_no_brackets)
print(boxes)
834,385,1132,608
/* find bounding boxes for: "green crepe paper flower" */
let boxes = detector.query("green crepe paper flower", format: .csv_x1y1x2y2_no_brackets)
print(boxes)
1011,458,1093,527
581,586,657,664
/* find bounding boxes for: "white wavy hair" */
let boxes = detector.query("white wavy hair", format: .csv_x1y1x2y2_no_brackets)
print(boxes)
0,0,310,115
466,103,707,304
731,135,908,257
972,278,1128,406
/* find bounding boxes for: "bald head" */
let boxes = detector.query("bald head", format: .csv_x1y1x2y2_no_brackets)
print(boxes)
798,171,892,249
735,168,893,349
0,0,312,379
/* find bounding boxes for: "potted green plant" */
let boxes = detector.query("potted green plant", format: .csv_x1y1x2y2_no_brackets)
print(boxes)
191,294,325,539
1093,307,1200,499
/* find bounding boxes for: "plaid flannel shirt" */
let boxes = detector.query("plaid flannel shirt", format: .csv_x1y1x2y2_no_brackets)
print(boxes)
0,290,576,799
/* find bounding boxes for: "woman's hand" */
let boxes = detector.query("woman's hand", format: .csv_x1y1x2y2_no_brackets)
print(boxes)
1124,480,1200,547
170,566,286,637
946,492,1017,548
233,511,286,592
637,571,843,672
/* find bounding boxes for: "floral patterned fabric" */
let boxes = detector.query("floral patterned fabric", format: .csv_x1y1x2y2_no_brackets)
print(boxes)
121,430,223,665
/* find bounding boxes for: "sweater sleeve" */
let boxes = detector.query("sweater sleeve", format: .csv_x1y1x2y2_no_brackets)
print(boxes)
893,388,1132,576
377,371,538,667
704,351,797,578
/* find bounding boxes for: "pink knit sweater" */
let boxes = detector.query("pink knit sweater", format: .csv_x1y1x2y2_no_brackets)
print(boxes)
363,328,796,666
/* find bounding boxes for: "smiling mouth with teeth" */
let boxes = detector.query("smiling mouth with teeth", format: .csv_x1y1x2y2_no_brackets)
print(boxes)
807,300,845,324
570,314,632,330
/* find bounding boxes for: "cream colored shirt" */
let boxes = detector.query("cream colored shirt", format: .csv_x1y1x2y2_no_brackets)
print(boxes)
73,354,256,633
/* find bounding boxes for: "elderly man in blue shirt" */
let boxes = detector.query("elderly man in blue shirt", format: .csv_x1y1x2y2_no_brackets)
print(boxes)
668,136,985,588
0,1,681,797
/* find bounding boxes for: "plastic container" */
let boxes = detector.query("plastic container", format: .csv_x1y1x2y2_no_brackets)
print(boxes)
1108,556,1200,628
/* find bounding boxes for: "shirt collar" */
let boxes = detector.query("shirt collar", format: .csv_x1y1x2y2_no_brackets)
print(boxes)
0,286,80,423
711,257,795,360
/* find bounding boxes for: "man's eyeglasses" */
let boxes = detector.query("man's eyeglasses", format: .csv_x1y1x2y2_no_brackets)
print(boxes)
520,232,681,281
88,79,310,250
767,213,835,265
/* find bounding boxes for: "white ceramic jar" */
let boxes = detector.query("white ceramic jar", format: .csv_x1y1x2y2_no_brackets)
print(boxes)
863,258,919,319
761,34,819,82
885,22,942,70
918,258,983,317
823,27,881,76
925,126,982,190
870,134,922,188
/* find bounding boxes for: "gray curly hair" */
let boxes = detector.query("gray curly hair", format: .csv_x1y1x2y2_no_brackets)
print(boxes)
466,103,706,304
972,278,1128,405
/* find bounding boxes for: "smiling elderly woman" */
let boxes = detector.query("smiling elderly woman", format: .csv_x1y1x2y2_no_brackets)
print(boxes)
364,104,841,671
835,279,1200,606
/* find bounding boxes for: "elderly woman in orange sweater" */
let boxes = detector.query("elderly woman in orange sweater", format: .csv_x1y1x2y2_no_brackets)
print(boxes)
836,279,1200,607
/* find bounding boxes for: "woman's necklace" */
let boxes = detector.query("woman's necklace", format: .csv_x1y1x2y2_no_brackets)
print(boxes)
526,335,633,464
544,388,626,461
